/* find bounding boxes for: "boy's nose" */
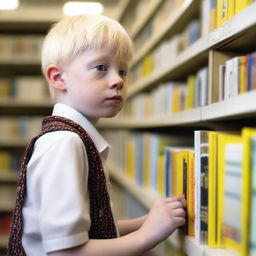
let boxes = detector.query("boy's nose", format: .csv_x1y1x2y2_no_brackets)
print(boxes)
108,75,124,90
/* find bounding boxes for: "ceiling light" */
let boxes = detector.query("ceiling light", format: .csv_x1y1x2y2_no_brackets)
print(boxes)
0,0,19,10
63,2,104,16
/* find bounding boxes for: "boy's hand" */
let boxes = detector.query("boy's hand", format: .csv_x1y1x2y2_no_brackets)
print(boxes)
139,195,186,246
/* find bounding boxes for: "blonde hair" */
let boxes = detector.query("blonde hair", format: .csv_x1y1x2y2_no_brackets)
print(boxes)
41,14,134,77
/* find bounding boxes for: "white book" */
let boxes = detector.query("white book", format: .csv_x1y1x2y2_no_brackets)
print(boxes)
196,67,208,106
219,64,226,101
224,59,233,100
201,0,211,37
231,57,240,97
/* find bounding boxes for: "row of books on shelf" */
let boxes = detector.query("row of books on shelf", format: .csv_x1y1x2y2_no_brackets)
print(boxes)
0,35,43,60
0,151,22,173
218,52,256,101
132,0,255,53
0,76,49,101
133,0,186,50
203,0,256,33
129,18,201,82
0,117,42,142
103,127,256,256
126,49,256,114
125,66,208,118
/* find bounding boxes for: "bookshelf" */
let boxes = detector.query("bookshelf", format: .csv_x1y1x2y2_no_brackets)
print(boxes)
98,1,256,256
0,19,53,254
109,164,239,256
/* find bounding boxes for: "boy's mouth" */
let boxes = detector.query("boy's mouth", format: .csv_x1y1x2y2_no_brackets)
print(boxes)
106,95,123,102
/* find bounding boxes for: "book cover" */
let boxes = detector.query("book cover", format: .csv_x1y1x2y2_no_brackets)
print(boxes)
208,131,219,247
210,0,217,30
185,75,196,110
194,130,209,243
239,55,248,93
222,141,243,253
241,128,256,256
187,150,195,236
249,136,256,256
217,0,228,27
235,0,252,14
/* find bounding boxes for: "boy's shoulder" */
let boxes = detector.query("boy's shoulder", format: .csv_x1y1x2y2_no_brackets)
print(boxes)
34,130,86,153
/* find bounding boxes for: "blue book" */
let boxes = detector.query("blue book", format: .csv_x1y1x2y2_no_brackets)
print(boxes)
247,53,254,91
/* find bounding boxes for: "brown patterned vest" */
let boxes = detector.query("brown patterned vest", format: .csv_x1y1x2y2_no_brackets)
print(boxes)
7,115,117,256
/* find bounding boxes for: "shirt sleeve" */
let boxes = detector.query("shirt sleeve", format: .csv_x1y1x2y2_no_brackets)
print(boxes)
27,131,91,253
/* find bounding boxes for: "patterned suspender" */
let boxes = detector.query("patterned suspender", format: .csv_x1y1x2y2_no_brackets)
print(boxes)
7,115,117,256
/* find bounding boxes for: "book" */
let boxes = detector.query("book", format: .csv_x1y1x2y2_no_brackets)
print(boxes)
222,140,243,253
194,130,209,243
208,131,219,247
235,0,253,14
217,0,228,26
241,128,256,256
210,0,218,30
239,55,248,93
196,67,208,107
250,136,256,256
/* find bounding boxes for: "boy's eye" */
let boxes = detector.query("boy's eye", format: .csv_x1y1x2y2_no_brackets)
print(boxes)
96,65,107,71
120,70,127,76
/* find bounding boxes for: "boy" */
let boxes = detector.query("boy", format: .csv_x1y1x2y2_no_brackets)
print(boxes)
8,15,186,256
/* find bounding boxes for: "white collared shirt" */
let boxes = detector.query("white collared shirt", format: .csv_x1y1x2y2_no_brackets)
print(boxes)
22,103,117,255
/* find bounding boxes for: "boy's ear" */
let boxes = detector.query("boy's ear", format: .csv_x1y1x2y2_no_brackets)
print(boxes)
45,64,66,91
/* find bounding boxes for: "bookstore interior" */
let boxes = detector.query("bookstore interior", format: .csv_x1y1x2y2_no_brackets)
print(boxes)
1,0,256,255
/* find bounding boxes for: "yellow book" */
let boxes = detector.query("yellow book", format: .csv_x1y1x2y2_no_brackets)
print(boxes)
187,150,195,236
208,131,219,247
239,55,248,93
172,151,181,196
210,0,218,31
0,151,11,171
126,134,135,178
172,86,181,113
228,0,235,20
157,154,166,195
143,133,151,188
235,0,252,14
142,55,153,77
217,0,228,26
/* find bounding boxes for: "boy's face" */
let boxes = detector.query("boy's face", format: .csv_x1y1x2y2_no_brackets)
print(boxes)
60,48,129,122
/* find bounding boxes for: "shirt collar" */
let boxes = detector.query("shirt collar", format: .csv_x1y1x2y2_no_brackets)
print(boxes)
52,103,109,159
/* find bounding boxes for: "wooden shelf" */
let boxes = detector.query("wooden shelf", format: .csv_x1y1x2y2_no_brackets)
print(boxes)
0,99,53,116
98,108,201,129
109,165,239,256
0,139,28,148
99,91,256,129
0,172,18,183
201,91,256,121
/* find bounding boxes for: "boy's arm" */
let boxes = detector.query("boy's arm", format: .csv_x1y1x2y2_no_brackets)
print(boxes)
48,196,186,256
117,215,147,236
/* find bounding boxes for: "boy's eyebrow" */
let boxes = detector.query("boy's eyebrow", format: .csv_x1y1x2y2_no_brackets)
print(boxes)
87,55,129,69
